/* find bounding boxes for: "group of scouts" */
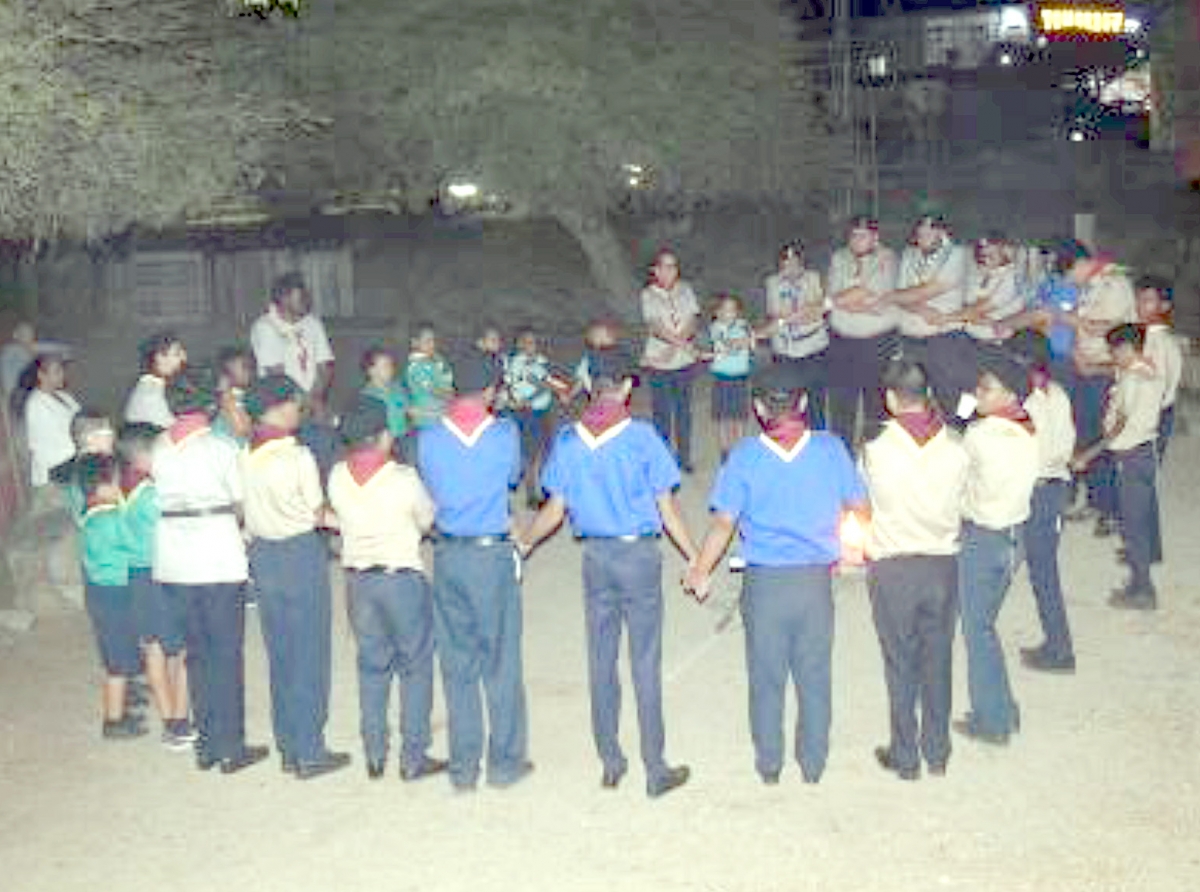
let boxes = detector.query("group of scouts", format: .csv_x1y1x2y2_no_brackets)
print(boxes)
52,215,1180,795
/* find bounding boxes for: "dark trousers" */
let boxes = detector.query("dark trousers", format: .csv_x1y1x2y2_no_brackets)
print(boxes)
298,420,341,487
647,366,696,467
827,332,895,451
346,569,435,770
248,532,332,763
741,565,834,781
1072,373,1116,517
958,523,1021,737
1157,405,1175,464
772,353,828,429
1115,443,1161,594
432,540,528,787
179,582,247,760
581,539,669,783
867,555,957,772
900,333,978,422
1024,480,1074,658
514,408,554,499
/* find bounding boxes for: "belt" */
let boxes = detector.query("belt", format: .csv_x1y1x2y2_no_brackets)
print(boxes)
1111,441,1155,459
578,533,661,542
435,533,510,546
350,566,419,576
160,505,236,519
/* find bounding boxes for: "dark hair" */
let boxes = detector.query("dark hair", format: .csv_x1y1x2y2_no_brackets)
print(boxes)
1009,330,1052,371
476,320,503,341
1135,274,1173,303
246,373,303,420
271,271,306,304
166,366,218,418
117,422,162,463
78,453,118,500
10,354,64,419
978,347,1030,402
360,345,397,375
712,293,743,316
845,215,879,239
880,359,931,403
215,344,254,372
778,241,805,264
751,364,806,419
138,331,182,375
910,214,951,243
71,408,114,452
339,396,389,446
410,321,437,343
1106,323,1146,352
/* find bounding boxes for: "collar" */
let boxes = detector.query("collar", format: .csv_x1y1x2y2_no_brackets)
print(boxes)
83,499,122,520
138,373,166,388
892,407,944,446
758,430,811,463
575,418,632,451
251,424,296,451
580,396,632,439
346,446,392,486
442,407,494,448
168,414,210,445
985,404,1036,435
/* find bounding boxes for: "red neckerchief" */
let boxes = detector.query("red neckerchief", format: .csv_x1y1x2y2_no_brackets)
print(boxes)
347,445,390,486
894,407,944,446
444,395,490,438
989,403,1036,435
120,467,150,495
1029,368,1052,391
763,411,808,451
580,396,631,438
169,413,209,444
250,424,293,451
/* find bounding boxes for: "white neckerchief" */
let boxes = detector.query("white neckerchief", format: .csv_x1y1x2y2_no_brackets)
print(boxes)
575,418,632,451
758,430,811,463
442,414,494,448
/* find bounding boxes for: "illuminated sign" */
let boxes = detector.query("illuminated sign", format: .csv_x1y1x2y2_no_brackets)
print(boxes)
1038,7,1126,34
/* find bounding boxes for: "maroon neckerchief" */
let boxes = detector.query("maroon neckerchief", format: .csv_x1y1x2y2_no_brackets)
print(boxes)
120,467,150,495
762,411,808,451
988,403,1036,436
444,395,491,438
580,396,631,438
250,424,293,451
346,445,390,486
893,407,944,446
1029,368,1052,391
168,413,209,444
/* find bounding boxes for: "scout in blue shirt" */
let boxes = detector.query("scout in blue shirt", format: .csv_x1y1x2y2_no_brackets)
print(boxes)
686,364,868,785
416,353,531,791
520,356,697,798
77,453,147,741
118,422,194,750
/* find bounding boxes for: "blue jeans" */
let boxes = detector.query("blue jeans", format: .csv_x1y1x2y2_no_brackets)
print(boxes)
1024,480,1073,659
581,539,669,783
867,555,957,772
346,569,435,770
648,366,696,467
958,523,1021,736
1115,443,1161,595
741,565,834,780
179,582,247,760
432,539,528,787
249,532,333,763
1072,374,1116,517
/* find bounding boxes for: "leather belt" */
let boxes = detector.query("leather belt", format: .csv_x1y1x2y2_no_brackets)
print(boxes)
578,533,661,542
435,533,511,547
160,505,236,519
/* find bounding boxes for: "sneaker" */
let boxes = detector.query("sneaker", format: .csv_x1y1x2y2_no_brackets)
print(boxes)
103,715,147,740
161,719,197,751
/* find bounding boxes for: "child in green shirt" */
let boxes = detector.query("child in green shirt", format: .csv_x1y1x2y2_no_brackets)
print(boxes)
404,322,454,430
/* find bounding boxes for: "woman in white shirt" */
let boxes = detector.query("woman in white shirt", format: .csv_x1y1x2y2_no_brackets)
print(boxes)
640,249,702,472
124,331,187,428
18,355,81,489
764,242,829,428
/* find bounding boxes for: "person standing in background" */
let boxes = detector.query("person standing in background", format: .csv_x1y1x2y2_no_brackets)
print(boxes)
764,242,829,429
124,332,187,429
640,249,701,473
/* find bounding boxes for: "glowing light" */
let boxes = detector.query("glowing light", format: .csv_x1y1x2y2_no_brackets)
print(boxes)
999,6,1029,33
1125,18,1141,33
1037,36,1048,47
867,55,889,78
839,513,867,566
1039,7,1125,34
1070,131,1086,142
1000,53,1012,66
447,182,479,200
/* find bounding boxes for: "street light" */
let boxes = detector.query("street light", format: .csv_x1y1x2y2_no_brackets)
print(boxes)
447,183,479,200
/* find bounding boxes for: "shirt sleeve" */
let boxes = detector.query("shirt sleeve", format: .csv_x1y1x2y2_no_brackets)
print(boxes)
297,447,324,513
309,317,335,365
642,425,681,494
832,438,868,505
250,317,285,372
539,432,568,497
223,440,244,504
503,421,522,489
409,473,436,532
709,450,748,519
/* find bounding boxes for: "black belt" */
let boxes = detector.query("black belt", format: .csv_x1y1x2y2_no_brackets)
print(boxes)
578,533,661,542
160,505,236,519
435,533,510,547
351,566,419,576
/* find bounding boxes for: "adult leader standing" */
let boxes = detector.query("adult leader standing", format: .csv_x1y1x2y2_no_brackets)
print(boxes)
250,272,338,479
764,242,829,429
640,249,701,473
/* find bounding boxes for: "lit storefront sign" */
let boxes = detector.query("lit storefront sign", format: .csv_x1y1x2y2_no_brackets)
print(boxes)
1037,6,1126,35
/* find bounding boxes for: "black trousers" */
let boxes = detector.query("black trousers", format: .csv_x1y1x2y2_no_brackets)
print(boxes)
1115,443,1162,594
867,555,957,772
900,333,979,422
772,353,828,430
827,332,897,451
179,583,248,760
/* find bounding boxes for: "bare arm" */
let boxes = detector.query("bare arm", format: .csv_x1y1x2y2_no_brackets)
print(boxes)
656,491,698,564
517,495,567,556
683,512,737,603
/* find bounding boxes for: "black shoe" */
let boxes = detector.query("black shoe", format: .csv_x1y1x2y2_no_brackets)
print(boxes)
1109,588,1157,611
759,770,781,786
952,717,1009,746
400,756,449,782
219,745,271,774
367,761,385,780
647,765,690,798
1020,645,1076,674
927,763,947,777
601,764,627,789
874,746,920,780
102,715,147,740
1064,504,1098,523
281,753,298,775
295,750,352,780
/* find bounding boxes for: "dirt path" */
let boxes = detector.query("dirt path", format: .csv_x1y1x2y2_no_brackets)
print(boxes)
2,403,1199,892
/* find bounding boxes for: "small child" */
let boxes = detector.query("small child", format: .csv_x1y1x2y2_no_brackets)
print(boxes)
1073,324,1165,610
572,319,633,402
213,345,255,446
360,345,409,444
55,409,117,520
404,322,454,431
505,328,556,507
1134,275,1182,463
474,323,507,408
77,453,146,739
118,422,194,749
706,294,754,462
327,398,447,782
125,331,187,428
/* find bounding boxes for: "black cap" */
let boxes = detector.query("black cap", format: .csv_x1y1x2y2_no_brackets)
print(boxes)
340,396,389,445
246,373,303,419
453,351,499,395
